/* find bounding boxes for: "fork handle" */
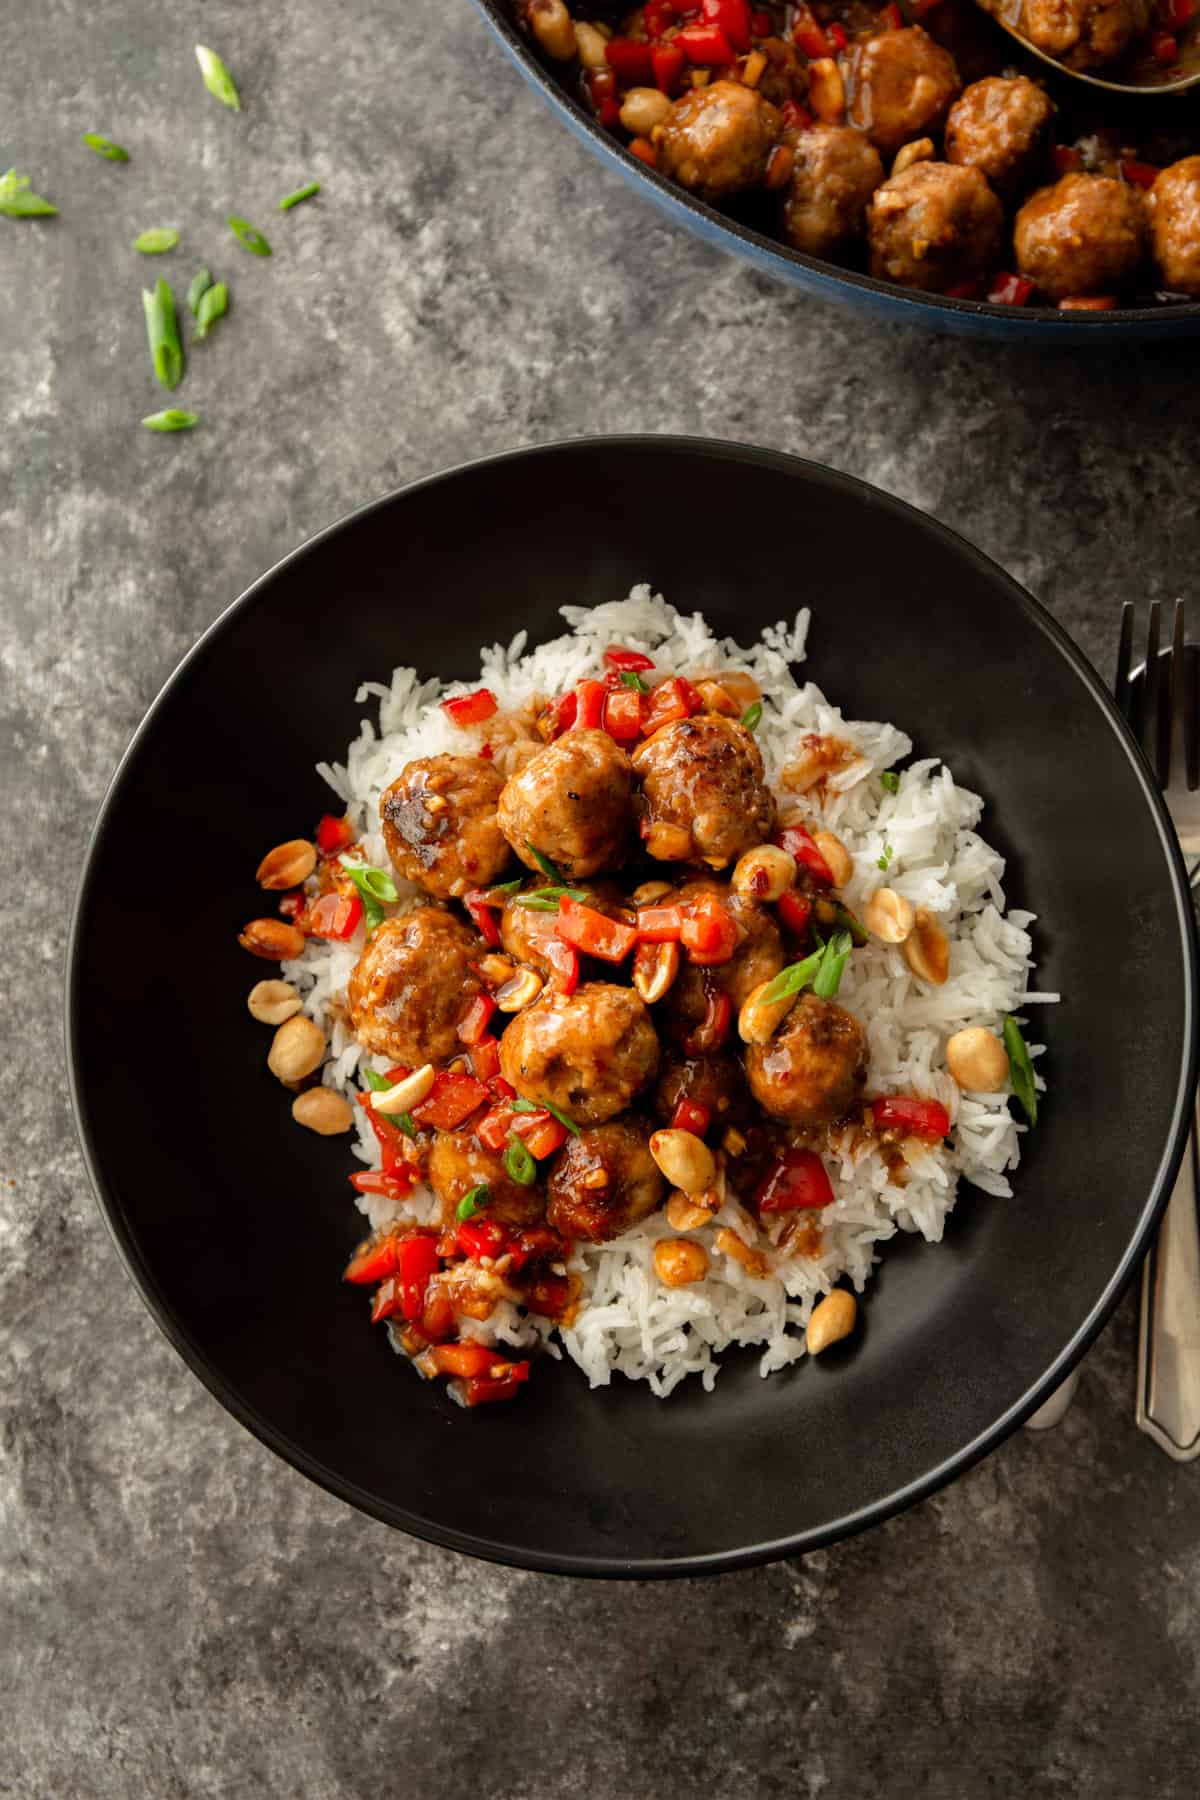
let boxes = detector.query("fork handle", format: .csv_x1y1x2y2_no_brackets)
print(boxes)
1136,1091,1200,1460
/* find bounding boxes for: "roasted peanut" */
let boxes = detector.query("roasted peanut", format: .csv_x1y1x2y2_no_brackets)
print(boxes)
665,1189,719,1231
946,1026,1009,1092
256,838,317,890
649,1128,716,1195
267,1014,326,1084
654,1238,710,1288
528,0,576,60
806,1289,857,1354
893,136,934,176
732,844,796,903
372,1063,435,1114
239,917,306,961
715,1227,768,1279
694,679,741,716
633,939,680,1005
741,47,767,87
620,86,672,136
903,908,950,985
812,830,853,888
643,821,694,860
478,954,516,987
632,880,675,906
864,885,915,945
713,670,760,711
738,976,794,1046
574,19,609,67
247,979,302,1025
808,57,845,122
496,968,544,1011
292,1088,354,1135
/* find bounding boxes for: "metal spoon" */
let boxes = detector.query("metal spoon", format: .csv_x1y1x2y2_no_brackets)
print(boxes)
974,0,1200,95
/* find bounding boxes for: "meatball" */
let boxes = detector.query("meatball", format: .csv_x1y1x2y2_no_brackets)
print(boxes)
666,880,784,1035
497,729,634,882
780,125,884,258
632,715,774,868
1147,157,1200,295
868,162,1004,293
500,878,627,978
380,754,509,900
1003,0,1150,69
546,1116,665,1243
1014,173,1147,300
745,992,869,1128
346,908,480,1066
656,80,782,202
427,1130,545,1230
498,983,660,1127
847,28,961,157
944,76,1053,201
655,1052,752,1130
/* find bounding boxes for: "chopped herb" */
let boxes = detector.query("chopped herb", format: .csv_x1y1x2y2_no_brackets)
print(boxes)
512,896,558,912
812,930,852,1000
187,268,213,316
513,1094,580,1135
142,409,198,432
484,879,523,900
133,228,179,254
877,844,894,873
195,45,241,111
0,169,57,218
515,885,589,909
279,180,320,211
194,279,228,339
339,857,398,933
142,278,184,390
620,670,649,694
82,133,129,162
228,215,271,256
456,1185,489,1221
391,1112,417,1139
526,842,565,883
880,770,901,794
741,701,763,732
362,1068,390,1092
504,1136,537,1186
1003,1017,1039,1126
361,1068,414,1135
760,948,825,1008
511,1097,538,1114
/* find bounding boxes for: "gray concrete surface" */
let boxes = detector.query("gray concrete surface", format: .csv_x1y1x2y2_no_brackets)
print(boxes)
3,2,1199,1794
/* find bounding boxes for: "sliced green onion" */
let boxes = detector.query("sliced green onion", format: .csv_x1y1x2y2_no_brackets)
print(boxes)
196,45,241,110
877,845,894,873
741,701,763,732
880,770,900,794
142,409,198,432
187,268,213,316
504,1136,537,1186
812,930,852,1000
515,885,589,909
340,858,397,934
279,180,320,211
83,133,129,162
511,1097,538,1113
133,228,179,255
484,879,523,900
1003,1017,1038,1126
513,897,558,913
228,215,271,256
525,842,565,883
0,169,57,217
361,1067,413,1133
759,948,825,1009
512,1094,580,1135
620,670,649,694
830,903,868,948
456,1184,489,1221
194,279,228,339
362,1068,389,1092
142,278,184,391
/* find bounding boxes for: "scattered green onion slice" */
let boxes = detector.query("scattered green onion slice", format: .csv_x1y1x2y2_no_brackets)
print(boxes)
195,279,228,338
484,879,523,900
362,1068,414,1132
741,701,763,732
279,180,320,211
0,169,57,217
196,45,241,111
340,858,397,933
760,948,825,1009
515,885,589,909
829,903,868,948
812,930,852,1000
526,842,565,883
142,409,198,432
187,268,213,315
877,844,894,873
133,227,179,255
512,1094,580,1135
83,133,129,162
880,770,901,794
456,1185,489,1221
142,278,184,391
504,1136,537,1187
228,215,271,256
513,897,558,913
1003,1017,1039,1126
362,1068,389,1092
620,670,649,694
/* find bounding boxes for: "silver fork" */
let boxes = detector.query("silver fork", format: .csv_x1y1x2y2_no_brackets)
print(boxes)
1115,599,1200,1460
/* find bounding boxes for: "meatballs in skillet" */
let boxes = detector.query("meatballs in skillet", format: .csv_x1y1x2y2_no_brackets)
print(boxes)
780,125,885,259
847,28,961,157
1003,0,1150,69
346,908,481,1066
632,715,774,868
944,76,1054,203
427,1130,546,1230
655,80,782,202
745,992,869,1128
498,983,660,1127
1148,157,1200,294
867,162,1004,293
380,754,510,900
546,1116,665,1243
497,728,634,881
1013,173,1147,300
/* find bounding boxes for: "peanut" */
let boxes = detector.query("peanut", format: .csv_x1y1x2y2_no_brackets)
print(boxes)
256,838,317,890
247,979,302,1025
812,830,853,888
633,939,680,1005
649,1128,716,1195
732,844,796,903
267,1015,326,1084
239,917,306,961
292,1088,354,1135
654,1238,710,1288
806,1289,857,1355
864,886,915,945
903,908,950,986
946,1026,1009,1092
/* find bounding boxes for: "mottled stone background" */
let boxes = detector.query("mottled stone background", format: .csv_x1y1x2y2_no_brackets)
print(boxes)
3,2,1198,1794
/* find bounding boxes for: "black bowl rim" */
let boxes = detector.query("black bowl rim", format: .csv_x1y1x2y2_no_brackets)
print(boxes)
66,435,1199,1577
471,0,1200,333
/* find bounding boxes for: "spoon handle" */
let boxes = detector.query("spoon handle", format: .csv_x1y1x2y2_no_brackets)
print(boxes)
1136,1090,1200,1460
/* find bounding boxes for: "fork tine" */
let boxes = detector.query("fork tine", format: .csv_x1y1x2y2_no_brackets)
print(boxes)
1143,601,1162,776
1186,639,1199,793
1114,601,1134,716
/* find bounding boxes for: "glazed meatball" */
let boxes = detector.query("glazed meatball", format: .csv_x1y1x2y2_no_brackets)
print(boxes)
497,729,634,881
944,76,1053,201
868,162,1004,292
1147,157,1200,295
745,992,869,1128
500,878,627,978
546,1116,665,1243
427,1130,545,1230
656,80,782,202
780,125,885,258
1003,0,1150,69
380,754,510,900
666,880,785,1035
655,1052,752,1131
1014,173,1147,300
632,715,774,868
498,983,660,1127
346,908,481,1066
847,28,961,157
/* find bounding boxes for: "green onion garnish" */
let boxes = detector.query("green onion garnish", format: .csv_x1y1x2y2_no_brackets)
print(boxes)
512,1094,579,1135
228,215,271,256
620,670,649,693
831,903,868,947
142,409,198,432
133,228,179,254
187,268,213,315
361,1066,414,1132
456,1185,489,1221
194,280,228,339
759,948,825,1008
484,879,523,901
1003,1017,1038,1126
515,885,589,909
362,1068,389,1091
741,701,763,732
339,857,398,933
877,845,894,873
83,133,129,162
279,181,320,211
526,842,565,883
142,278,184,391
812,930,852,1000
504,1136,537,1186
880,770,900,794
0,170,57,218
196,45,241,111
513,897,558,912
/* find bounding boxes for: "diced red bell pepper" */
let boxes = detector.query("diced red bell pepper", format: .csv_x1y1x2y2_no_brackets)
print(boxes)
1053,145,1082,175
316,813,355,855
680,893,739,964
573,678,608,731
511,1110,571,1160
411,1069,489,1131
457,1216,510,1261
643,0,676,36
350,1168,414,1202
1119,158,1160,188
546,688,578,737
671,1097,712,1137
603,686,644,741
776,888,813,937
780,99,814,131
701,0,752,53
605,36,656,82
278,889,306,920
1151,31,1178,61
462,1362,531,1406
441,687,498,728
542,936,580,995
475,1102,515,1154
604,645,656,673
827,21,849,50
641,675,702,736
372,1235,440,1323
556,895,639,963
470,1034,502,1083
676,21,735,62
344,1235,401,1284
755,1146,835,1213
636,903,684,943
792,6,830,57
629,138,658,167
431,1341,498,1379
308,890,363,940
419,1285,456,1344
457,992,498,1046
490,1076,516,1102
775,823,835,887
651,41,687,91
359,1099,414,1175
463,889,503,948
751,8,773,33
684,984,732,1054
987,272,1035,306
872,1095,952,1141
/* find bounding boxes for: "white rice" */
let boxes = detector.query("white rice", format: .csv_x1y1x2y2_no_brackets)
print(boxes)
285,586,1054,1397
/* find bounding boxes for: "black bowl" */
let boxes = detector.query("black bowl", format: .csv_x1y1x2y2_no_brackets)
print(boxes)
68,438,1197,1575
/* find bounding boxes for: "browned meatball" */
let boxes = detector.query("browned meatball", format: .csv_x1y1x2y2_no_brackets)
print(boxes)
380,754,510,900
1014,173,1146,300
656,80,782,203
500,879,628,979
666,880,785,1034
745,992,869,1127
1147,157,1200,295
427,1130,545,1230
944,77,1053,201
868,162,1003,292
632,715,774,868
346,908,480,1066
998,0,1150,69
498,983,660,1127
497,729,634,881
655,1053,752,1131
546,1116,665,1243
847,28,961,157
780,125,884,258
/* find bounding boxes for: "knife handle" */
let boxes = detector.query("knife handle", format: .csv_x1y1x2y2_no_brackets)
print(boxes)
1136,1092,1200,1461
